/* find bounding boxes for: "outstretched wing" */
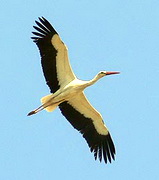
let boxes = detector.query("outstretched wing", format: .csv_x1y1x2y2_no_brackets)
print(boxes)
32,17,76,93
59,93,115,164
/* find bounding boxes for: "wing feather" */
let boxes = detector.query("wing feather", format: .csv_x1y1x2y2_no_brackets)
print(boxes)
32,17,76,93
69,93,108,135
59,93,115,164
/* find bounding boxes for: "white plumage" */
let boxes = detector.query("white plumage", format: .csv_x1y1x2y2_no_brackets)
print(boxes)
28,17,120,164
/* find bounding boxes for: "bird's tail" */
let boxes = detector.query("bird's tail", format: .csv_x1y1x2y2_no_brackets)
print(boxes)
41,94,58,112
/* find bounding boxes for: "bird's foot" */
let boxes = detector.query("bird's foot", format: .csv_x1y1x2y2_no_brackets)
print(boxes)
27,110,36,116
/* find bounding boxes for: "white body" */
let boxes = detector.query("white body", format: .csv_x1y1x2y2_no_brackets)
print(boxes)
41,78,108,135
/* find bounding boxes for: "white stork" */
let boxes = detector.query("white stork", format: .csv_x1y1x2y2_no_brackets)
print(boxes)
28,17,120,164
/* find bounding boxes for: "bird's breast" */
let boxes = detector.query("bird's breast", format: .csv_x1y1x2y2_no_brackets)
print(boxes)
57,81,86,100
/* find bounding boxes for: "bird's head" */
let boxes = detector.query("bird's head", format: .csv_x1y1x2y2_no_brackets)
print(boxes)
98,71,120,78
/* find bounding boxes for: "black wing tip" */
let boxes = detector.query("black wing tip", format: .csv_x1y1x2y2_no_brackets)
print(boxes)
31,16,58,43
38,16,47,22
92,133,116,164
38,16,45,21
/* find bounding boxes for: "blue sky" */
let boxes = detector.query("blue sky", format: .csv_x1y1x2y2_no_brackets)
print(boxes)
0,0,159,179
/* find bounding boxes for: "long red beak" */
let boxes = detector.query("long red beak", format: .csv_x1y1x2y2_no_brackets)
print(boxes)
106,71,120,76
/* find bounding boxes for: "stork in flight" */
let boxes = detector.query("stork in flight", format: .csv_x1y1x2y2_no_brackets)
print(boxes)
28,17,120,164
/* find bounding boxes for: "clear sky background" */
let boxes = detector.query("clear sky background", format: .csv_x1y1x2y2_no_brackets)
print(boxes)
0,0,159,179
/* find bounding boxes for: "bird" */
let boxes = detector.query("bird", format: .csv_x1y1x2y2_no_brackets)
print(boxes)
28,17,120,164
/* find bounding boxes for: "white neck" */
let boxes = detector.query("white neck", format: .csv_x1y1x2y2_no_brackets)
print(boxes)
86,74,103,87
